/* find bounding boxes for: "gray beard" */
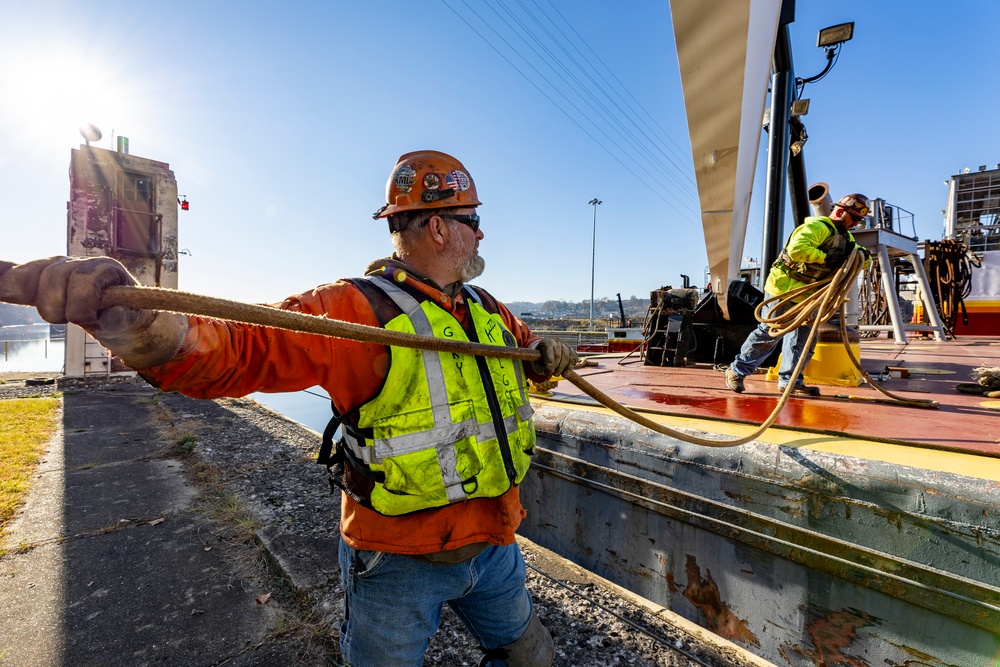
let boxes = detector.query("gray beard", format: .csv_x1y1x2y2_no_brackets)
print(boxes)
458,255,486,283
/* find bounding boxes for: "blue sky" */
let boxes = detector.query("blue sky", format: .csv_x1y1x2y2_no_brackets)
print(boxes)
2,1,998,305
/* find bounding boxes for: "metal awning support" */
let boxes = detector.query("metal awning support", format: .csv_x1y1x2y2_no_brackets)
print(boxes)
670,0,782,320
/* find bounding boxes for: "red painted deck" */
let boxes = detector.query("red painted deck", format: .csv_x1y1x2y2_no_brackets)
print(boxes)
548,336,1000,457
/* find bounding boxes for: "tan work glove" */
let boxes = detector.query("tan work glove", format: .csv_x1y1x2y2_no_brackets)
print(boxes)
0,256,188,368
531,338,579,378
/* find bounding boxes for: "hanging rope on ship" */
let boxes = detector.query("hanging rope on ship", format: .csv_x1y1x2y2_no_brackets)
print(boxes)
857,253,893,337
92,247,935,452
923,239,980,336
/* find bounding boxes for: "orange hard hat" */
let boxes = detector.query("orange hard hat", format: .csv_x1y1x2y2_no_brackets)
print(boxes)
834,193,870,222
373,150,482,219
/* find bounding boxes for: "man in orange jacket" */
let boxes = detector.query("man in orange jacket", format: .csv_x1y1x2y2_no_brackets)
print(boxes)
0,150,577,667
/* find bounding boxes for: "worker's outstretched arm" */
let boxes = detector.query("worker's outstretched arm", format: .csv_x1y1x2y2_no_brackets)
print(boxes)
0,256,187,368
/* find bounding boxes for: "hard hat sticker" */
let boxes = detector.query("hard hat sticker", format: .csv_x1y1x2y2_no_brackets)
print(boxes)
423,173,442,190
393,165,417,193
446,170,471,192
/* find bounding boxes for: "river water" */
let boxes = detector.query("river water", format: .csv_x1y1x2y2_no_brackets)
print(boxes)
0,323,65,374
1,323,333,433
249,388,332,434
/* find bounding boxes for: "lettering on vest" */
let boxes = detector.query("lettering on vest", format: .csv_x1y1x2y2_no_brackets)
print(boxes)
484,318,499,343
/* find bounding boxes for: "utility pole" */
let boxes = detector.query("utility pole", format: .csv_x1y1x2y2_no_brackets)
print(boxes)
588,198,602,330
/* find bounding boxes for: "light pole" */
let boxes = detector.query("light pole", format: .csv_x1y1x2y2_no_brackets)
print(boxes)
588,198,602,330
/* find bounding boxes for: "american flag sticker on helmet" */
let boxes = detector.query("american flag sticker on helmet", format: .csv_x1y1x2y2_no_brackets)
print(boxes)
446,170,471,192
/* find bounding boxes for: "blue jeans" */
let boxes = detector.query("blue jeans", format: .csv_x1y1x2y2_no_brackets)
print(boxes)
338,538,534,667
729,302,817,387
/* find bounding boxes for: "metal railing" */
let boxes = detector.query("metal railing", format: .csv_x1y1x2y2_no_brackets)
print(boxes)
866,199,917,239
531,330,610,347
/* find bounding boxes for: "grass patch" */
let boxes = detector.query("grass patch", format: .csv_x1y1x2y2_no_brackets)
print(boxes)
0,397,60,538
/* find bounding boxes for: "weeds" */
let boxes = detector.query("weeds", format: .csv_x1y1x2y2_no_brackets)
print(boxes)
153,398,340,663
177,434,198,454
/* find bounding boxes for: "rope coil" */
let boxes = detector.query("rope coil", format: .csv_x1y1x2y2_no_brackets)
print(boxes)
923,239,980,336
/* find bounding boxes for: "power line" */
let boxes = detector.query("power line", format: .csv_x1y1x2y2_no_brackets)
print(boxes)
442,0,702,227
497,0,696,202
532,0,698,187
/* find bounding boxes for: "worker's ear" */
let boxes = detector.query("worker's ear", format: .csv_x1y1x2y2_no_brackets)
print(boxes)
425,215,450,248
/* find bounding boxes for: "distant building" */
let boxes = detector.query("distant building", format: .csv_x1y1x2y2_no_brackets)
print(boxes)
65,141,179,377
943,164,1000,335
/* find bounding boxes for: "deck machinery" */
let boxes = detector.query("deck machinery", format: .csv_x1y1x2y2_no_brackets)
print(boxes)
644,280,770,368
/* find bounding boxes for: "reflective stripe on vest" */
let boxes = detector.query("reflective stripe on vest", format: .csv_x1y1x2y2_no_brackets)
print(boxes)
342,276,535,515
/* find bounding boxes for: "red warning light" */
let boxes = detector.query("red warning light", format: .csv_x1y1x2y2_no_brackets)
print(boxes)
179,196,190,211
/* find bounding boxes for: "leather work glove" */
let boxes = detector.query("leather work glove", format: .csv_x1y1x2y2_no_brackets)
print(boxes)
531,338,579,378
823,246,849,267
0,256,188,368
857,246,872,262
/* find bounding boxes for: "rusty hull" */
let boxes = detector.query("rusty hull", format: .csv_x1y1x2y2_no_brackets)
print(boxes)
519,381,1000,666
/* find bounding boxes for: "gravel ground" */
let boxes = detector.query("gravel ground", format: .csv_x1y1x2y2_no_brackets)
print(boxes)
1,374,765,667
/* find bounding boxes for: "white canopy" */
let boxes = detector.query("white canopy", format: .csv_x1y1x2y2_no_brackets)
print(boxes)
669,0,782,318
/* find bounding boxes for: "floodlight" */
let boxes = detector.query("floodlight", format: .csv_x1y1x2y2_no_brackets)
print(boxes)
817,22,854,48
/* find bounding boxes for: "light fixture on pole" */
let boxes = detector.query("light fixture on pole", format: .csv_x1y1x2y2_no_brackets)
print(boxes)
588,198,602,330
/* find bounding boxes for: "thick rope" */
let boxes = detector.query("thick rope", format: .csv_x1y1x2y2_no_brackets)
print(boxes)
753,253,937,409
100,251,932,450
103,285,768,446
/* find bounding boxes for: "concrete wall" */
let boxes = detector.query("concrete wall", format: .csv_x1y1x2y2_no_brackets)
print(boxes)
65,144,178,377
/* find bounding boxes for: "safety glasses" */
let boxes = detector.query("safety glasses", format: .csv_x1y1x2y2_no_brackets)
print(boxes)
445,214,481,233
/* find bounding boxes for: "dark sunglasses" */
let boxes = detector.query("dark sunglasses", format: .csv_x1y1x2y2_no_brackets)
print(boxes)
445,214,481,233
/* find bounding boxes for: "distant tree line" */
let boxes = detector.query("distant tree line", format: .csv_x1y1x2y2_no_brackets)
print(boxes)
506,295,650,322
0,303,44,327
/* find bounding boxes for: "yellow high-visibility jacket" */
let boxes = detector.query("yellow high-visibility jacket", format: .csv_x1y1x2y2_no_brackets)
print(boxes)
331,276,535,516
766,216,869,299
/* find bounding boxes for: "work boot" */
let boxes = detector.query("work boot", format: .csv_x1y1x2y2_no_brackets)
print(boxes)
780,384,820,397
725,367,745,394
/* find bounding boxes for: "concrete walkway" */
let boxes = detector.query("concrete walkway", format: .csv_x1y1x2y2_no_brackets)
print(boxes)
0,382,321,667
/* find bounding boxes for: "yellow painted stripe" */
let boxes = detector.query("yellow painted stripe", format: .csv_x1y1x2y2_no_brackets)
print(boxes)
961,300,1000,311
531,396,1000,483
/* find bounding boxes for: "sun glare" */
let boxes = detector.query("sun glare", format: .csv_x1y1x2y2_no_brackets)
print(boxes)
0,43,140,153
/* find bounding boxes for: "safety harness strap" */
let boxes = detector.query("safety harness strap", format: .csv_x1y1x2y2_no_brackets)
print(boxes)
464,287,534,423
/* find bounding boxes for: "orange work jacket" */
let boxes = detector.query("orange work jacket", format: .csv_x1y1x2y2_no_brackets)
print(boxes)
137,259,542,555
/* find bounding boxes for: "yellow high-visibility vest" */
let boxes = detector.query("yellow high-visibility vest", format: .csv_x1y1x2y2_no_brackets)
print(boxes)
339,276,535,516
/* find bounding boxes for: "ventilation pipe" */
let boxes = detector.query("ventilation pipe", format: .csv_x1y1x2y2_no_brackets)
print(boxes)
808,182,833,217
